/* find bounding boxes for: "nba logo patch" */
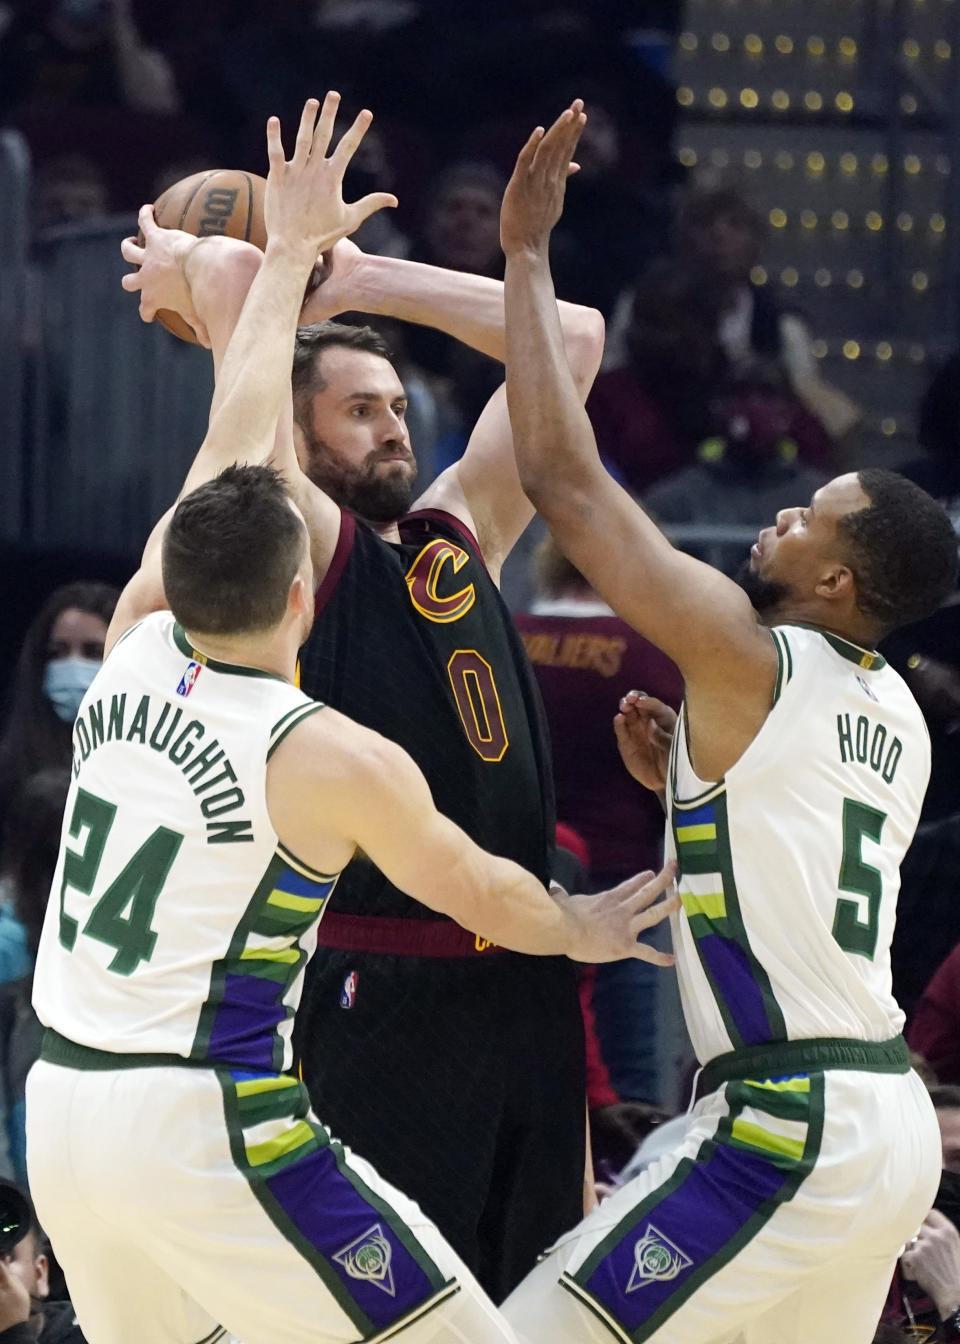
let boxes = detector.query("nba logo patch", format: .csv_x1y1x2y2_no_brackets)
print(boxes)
857,674,878,702
177,662,202,697
340,970,358,1009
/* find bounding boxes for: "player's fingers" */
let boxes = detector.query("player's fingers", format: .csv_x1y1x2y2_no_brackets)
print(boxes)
120,270,143,292
621,862,677,910
534,108,575,174
138,296,157,324
138,202,157,237
266,115,285,174
566,162,581,177
631,941,676,967
120,237,144,265
292,97,321,166
346,192,399,231
513,126,545,177
331,107,375,171
312,90,340,160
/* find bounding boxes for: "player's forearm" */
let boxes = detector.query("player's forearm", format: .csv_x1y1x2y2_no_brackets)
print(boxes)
446,847,577,956
504,247,605,506
180,237,264,402
350,251,603,387
189,240,314,482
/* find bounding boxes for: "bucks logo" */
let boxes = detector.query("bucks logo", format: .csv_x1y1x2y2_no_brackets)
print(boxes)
333,1224,396,1296
626,1224,693,1292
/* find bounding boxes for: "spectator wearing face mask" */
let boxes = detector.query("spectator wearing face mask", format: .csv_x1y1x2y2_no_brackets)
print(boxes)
0,583,118,846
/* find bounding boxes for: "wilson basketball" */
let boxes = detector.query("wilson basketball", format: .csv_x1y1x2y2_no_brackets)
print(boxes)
147,169,268,342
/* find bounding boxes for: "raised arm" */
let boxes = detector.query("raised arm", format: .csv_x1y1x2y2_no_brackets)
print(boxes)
301,238,605,576
500,104,777,778
269,709,678,963
108,94,396,651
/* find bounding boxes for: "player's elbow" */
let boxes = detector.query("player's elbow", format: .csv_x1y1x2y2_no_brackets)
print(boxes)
194,241,263,316
563,306,605,395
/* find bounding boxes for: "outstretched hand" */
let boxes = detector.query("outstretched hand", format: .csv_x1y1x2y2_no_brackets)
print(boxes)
500,99,585,257
264,93,397,259
615,691,678,794
120,205,212,343
560,862,679,965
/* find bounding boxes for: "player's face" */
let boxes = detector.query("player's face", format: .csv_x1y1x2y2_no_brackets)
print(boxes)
296,348,417,524
739,474,869,614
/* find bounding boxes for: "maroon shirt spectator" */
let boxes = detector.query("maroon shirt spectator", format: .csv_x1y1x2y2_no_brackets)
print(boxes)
908,942,960,1083
515,542,683,883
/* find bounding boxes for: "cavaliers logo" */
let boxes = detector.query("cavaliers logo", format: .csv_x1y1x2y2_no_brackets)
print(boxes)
405,540,476,624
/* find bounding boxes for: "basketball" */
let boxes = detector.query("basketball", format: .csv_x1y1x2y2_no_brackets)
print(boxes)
147,169,268,342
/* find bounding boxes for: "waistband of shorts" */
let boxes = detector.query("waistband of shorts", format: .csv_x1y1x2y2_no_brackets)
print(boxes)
700,1034,910,1093
40,1029,216,1072
316,913,506,957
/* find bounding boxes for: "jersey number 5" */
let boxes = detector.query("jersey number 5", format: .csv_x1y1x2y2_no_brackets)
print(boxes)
59,788,183,974
832,797,887,960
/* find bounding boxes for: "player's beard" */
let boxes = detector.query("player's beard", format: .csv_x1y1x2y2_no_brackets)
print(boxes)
300,435,417,523
735,560,792,616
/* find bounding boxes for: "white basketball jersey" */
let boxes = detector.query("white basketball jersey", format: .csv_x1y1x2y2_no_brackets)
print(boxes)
666,624,929,1065
33,611,337,1072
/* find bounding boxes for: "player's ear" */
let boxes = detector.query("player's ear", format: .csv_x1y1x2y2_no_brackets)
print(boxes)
814,562,855,603
288,572,312,622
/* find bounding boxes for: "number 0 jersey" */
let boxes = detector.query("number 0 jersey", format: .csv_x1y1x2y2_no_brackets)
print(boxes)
667,623,930,1065
33,611,336,1071
297,508,555,919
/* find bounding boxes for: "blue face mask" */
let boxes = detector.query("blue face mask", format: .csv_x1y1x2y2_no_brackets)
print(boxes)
43,657,101,724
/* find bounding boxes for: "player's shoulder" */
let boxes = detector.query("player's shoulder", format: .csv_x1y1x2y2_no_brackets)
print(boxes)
269,700,406,786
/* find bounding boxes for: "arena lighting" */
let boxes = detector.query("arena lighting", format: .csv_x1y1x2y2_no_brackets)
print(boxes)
815,268,832,286
840,153,858,173
843,340,861,360
838,36,858,58
807,150,826,172
677,147,697,167
805,91,824,110
832,209,850,229
741,88,759,108
744,149,763,168
801,209,818,228
708,87,728,108
836,92,855,111
679,31,697,50
772,89,791,109
847,269,865,287
908,344,926,363
912,271,929,291
902,38,921,59
750,265,768,285
931,213,947,233
935,40,951,59
812,339,829,357
677,86,695,106
904,154,922,174
744,33,763,54
769,208,788,228
897,212,915,231
775,150,794,169
807,35,826,56
866,211,884,231
900,93,919,114
881,418,898,436
711,32,730,51
775,34,793,54
873,153,889,174
781,266,799,286
876,342,893,361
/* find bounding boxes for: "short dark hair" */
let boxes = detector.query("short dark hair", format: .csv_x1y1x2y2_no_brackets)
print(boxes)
836,469,958,633
162,466,306,636
292,321,393,428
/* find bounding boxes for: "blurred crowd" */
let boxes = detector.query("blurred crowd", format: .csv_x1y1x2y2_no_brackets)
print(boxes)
3,2,960,1340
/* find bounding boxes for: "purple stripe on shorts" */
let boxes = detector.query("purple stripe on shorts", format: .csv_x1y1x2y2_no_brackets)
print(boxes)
697,934,771,1044
266,1146,439,1330
208,973,284,1070
582,1145,788,1335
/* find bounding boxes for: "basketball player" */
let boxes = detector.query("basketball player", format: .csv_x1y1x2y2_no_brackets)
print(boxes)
26,98,677,1344
497,102,959,1344
121,105,609,1302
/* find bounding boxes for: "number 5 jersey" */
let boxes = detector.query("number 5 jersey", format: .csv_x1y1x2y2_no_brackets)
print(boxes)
667,622,930,1065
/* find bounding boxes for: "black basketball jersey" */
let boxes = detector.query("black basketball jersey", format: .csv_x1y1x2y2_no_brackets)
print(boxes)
298,507,555,918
